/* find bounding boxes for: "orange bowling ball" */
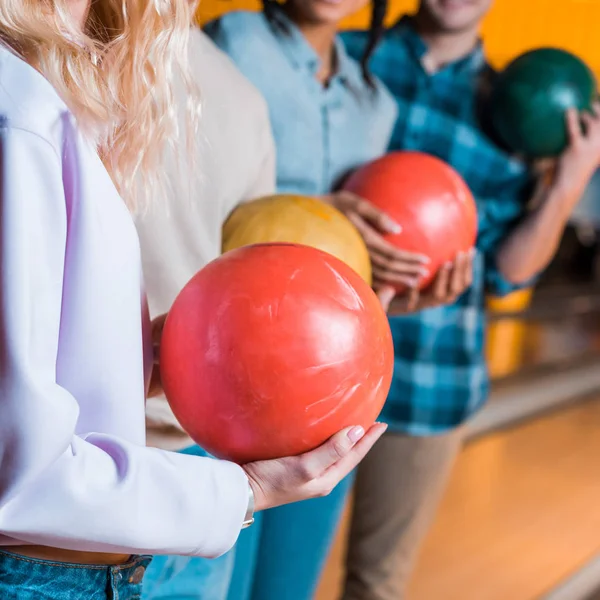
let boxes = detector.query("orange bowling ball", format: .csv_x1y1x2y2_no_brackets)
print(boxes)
160,243,394,464
343,151,477,289
222,194,372,285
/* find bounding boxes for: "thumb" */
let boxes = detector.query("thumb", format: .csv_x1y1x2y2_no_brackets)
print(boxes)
566,107,583,145
376,285,396,312
298,426,366,478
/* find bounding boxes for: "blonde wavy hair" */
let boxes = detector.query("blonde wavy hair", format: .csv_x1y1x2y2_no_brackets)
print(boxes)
0,0,199,209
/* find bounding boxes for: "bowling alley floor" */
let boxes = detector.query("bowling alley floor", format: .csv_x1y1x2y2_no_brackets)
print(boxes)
316,395,600,600
315,281,600,600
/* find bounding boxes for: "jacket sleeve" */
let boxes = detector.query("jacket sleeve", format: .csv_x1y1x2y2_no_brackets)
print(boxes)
0,125,248,557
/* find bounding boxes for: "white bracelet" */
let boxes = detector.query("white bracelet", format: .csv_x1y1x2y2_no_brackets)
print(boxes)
242,478,255,529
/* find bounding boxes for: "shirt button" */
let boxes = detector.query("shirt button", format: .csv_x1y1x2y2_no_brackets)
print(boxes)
129,566,146,584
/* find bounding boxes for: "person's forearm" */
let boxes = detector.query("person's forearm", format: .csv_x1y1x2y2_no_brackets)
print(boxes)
496,184,577,284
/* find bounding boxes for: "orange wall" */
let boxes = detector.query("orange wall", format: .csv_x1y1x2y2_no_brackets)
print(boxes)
197,0,600,75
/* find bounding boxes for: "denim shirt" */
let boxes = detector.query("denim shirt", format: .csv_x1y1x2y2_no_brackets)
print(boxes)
205,9,398,195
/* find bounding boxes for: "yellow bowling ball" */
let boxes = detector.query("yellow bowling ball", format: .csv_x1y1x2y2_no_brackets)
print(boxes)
222,194,372,285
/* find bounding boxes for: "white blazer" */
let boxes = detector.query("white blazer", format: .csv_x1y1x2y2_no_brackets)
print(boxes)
0,45,247,557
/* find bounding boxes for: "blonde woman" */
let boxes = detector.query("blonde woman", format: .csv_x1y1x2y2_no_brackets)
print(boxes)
0,1,386,598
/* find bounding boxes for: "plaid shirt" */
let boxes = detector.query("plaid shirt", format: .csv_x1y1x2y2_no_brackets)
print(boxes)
342,19,535,435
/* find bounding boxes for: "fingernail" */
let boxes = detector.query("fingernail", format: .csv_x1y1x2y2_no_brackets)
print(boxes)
348,426,365,443
384,218,402,235
469,248,476,257
419,268,430,277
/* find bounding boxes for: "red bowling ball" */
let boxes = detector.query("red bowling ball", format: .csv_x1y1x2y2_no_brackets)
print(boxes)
160,243,394,464
343,151,478,290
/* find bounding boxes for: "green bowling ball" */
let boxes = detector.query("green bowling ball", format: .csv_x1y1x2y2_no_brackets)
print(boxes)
490,48,597,158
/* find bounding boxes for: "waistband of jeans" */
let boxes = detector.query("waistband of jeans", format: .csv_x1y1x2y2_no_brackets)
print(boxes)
0,549,151,572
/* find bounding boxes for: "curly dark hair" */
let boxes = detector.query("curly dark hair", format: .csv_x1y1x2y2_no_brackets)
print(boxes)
262,0,388,87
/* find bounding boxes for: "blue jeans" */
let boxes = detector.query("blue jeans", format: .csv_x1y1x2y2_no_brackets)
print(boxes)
0,550,151,600
143,445,234,600
143,445,353,600
228,473,353,600
142,552,233,600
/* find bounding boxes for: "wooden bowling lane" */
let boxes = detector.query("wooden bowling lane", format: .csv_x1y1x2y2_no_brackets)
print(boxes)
486,287,600,381
316,396,600,600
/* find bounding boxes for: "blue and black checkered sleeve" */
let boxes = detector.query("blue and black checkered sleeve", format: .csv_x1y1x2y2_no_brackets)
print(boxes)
477,171,537,297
